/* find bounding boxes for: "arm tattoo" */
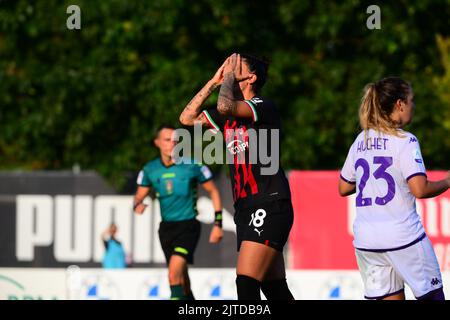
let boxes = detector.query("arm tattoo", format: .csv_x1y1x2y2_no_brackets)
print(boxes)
195,112,209,126
180,81,218,125
217,73,236,115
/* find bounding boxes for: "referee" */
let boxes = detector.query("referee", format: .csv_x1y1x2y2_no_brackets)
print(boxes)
133,124,223,300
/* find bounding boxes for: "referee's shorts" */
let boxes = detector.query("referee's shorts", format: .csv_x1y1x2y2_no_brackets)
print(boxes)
158,218,201,264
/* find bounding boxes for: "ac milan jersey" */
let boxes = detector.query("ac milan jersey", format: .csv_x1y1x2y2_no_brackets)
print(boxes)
340,129,427,250
202,96,291,210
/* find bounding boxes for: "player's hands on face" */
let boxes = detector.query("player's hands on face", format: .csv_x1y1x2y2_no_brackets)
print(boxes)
233,53,251,82
134,203,147,215
209,225,223,244
223,53,237,75
211,57,229,86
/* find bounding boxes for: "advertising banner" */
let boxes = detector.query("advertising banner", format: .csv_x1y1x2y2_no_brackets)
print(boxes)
2,268,449,300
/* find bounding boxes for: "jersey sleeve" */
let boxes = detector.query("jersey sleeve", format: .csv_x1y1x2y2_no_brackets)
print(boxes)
201,109,225,132
244,97,279,125
340,143,356,184
136,169,152,187
399,135,427,181
193,163,214,184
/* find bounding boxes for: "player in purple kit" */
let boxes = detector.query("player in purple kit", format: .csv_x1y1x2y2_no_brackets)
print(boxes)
180,53,294,300
339,77,450,300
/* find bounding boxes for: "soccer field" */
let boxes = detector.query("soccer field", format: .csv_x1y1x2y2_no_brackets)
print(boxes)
1,1,449,302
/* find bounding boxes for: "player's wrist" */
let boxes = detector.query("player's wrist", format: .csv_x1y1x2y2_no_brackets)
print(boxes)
208,79,219,88
133,201,143,210
214,210,223,228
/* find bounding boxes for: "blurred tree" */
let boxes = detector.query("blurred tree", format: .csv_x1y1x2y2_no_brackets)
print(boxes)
0,0,449,190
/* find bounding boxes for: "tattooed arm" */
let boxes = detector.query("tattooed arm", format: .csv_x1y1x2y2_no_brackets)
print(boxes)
217,72,237,116
217,53,255,119
179,60,226,126
179,80,220,126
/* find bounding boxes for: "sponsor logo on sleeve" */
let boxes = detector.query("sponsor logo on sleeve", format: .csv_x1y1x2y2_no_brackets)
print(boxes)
413,149,423,164
137,170,144,184
201,166,212,180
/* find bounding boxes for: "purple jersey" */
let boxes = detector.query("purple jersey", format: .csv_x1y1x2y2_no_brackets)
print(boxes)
341,129,427,250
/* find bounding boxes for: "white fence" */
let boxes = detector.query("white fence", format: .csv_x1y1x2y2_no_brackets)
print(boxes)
1,268,449,300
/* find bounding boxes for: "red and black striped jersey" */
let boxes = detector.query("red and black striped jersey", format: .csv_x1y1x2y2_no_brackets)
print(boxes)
202,96,291,210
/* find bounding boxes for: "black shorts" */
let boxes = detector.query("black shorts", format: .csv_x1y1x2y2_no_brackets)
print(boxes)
234,199,294,252
158,219,201,264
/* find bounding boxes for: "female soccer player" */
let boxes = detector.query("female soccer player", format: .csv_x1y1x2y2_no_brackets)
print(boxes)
339,77,450,300
180,53,294,300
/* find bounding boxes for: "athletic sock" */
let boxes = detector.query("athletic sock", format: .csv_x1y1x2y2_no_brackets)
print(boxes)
261,278,294,300
236,275,261,300
186,290,195,300
170,284,186,300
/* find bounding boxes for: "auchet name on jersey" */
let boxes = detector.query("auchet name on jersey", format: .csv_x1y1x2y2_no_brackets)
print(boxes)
357,137,389,153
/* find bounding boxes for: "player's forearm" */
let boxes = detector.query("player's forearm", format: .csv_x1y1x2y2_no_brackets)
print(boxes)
217,72,237,116
417,180,450,199
339,187,356,197
180,80,219,126
133,194,147,207
208,188,223,228
209,188,222,212
338,179,356,197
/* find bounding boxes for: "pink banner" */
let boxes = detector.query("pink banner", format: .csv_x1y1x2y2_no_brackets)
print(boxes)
288,171,450,270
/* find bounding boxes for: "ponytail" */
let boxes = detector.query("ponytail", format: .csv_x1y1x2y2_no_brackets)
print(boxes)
359,77,411,136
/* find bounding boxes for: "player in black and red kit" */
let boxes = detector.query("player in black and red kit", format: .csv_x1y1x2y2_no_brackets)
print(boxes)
180,53,294,300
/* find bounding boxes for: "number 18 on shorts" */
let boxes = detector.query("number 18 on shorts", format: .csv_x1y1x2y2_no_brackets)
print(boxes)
235,200,294,252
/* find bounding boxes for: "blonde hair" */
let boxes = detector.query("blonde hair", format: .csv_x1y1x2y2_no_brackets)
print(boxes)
359,77,411,137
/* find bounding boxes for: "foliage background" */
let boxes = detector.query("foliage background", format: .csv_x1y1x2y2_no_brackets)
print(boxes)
1,0,449,190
